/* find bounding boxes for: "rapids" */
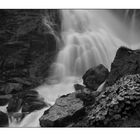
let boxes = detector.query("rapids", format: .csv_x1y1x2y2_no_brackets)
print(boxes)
8,10,140,127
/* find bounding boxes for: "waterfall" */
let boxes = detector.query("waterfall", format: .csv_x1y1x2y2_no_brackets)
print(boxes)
53,10,125,80
10,10,140,127
52,10,140,80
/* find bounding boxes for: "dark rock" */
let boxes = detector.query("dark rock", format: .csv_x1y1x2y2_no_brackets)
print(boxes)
0,83,23,94
121,104,140,127
22,101,47,113
75,74,140,127
0,94,12,106
82,64,109,90
22,32,58,85
76,92,95,106
39,93,85,127
106,46,140,86
7,96,22,113
17,90,47,113
18,90,39,99
7,89,47,113
0,42,29,70
2,69,28,79
74,84,84,91
8,77,32,87
0,111,9,127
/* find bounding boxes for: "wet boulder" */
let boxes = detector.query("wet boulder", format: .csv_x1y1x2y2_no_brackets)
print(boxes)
22,101,47,113
0,111,9,127
2,69,28,80
7,89,47,113
76,91,96,106
39,89,97,127
18,90,39,99
74,84,85,91
0,94,12,106
7,77,34,89
20,90,47,113
106,46,140,86
0,83,23,94
7,96,22,113
82,64,109,90
39,92,86,127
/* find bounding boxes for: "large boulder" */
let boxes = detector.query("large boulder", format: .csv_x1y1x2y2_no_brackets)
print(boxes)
0,111,9,127
74,84,85,91
106,46,140,86
22,101,47,113
21,90,47,113
39,90,96,127
18,90,39,99
7,96,22,113
7,90,47,113
40,93,85,127
82,64,109,90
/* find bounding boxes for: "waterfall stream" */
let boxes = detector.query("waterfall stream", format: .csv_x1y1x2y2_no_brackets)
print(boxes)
8,10,140,127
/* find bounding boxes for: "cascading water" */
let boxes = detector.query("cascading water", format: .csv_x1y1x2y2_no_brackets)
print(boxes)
53,10,125,79
9,10,140,127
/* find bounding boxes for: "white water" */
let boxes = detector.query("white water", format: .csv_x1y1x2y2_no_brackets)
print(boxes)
8,10,140,127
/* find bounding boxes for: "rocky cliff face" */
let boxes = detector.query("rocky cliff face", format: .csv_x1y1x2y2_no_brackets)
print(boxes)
0,9,61,125
0,9,61,86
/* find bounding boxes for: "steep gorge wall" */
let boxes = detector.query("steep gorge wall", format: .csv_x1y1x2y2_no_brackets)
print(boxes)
0,9,61,88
